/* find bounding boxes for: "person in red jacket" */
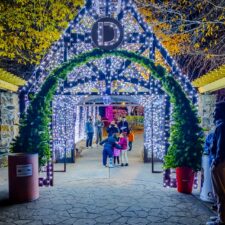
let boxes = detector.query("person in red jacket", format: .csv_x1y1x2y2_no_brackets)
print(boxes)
119,132,128,166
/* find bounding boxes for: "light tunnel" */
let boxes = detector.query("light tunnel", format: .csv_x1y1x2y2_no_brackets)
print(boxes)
52,77,170,165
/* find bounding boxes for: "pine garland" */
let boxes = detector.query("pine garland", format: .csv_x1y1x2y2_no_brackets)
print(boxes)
11,49,203,170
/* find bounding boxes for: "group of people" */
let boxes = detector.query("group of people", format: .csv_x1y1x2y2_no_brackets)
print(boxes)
101,122,134,167
85,115,104,148
85,116,134,168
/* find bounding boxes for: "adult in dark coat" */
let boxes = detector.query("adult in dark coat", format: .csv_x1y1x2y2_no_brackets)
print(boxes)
206,102,225,225
106,120,119,137
100,134,121,167
118,117,129,133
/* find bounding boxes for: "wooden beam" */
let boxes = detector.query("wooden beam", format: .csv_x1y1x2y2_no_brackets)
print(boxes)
199,77,225,93
0,79,19,92
192,64,225,88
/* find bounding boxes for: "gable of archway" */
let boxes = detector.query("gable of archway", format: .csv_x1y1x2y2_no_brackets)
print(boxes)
19,0,196,110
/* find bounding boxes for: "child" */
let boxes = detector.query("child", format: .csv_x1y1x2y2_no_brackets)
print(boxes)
128,128,134,151
119,132,128,166
100,133,121,168
113,146,121,166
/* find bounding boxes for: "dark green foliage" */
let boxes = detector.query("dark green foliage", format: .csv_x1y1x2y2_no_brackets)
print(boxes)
11,49,203,169
161,75,204,171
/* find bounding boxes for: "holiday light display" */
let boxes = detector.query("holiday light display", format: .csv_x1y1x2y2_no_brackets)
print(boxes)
15,47,202,188
20,0,196,102
18,0,199,187
52,96,84,162
134,95,168,161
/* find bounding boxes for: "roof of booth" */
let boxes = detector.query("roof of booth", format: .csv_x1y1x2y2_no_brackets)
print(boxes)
192,64,225,93
0,69,26,92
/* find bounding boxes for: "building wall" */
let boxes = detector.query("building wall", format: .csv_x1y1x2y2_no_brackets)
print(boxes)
0,91,19,154
198,94,216,132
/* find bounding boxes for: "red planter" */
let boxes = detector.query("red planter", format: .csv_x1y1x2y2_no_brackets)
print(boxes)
176,167,194,194
8,153,39,203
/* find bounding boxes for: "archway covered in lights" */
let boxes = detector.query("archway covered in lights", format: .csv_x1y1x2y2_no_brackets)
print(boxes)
52,78,168,165
19,0,197,187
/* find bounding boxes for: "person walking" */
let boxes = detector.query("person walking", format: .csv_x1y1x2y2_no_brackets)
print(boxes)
206,102,225,225
118,116,129,133
100,133,121,168
107,120,119,137
95,115,104,145
128,128,134,151
119,132,129,166
85,116,94,149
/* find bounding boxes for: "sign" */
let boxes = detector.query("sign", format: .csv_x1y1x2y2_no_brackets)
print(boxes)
16,164,33,177
200,155,214,202
91,17,124,50
103,95,112,105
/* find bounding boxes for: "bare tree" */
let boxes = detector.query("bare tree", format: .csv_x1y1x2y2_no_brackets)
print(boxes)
135,0,225,79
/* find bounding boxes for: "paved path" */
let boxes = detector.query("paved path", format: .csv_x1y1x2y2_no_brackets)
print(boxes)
0,133,213,225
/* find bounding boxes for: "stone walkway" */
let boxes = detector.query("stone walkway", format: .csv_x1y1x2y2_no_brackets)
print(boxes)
0,133,214,225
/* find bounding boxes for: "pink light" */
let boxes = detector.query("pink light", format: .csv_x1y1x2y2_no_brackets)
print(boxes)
105,106,114,122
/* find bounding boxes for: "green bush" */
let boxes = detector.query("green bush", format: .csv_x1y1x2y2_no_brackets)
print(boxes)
0,155,8,168
126,116,144,124
159,73,204,171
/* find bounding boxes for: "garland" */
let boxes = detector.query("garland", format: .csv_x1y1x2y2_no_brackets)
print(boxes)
12,49,203,170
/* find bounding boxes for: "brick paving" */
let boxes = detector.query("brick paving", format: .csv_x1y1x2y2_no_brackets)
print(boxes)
0,133,213,225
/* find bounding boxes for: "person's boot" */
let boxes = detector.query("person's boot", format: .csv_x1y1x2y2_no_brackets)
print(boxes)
121,163,124,167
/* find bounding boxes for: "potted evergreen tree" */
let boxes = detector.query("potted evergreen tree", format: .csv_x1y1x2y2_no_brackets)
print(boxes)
164,91,204,194
9,89,53,202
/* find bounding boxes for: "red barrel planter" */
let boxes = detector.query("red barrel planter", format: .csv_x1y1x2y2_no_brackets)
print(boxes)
176,167,194,194
8,153,39,203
